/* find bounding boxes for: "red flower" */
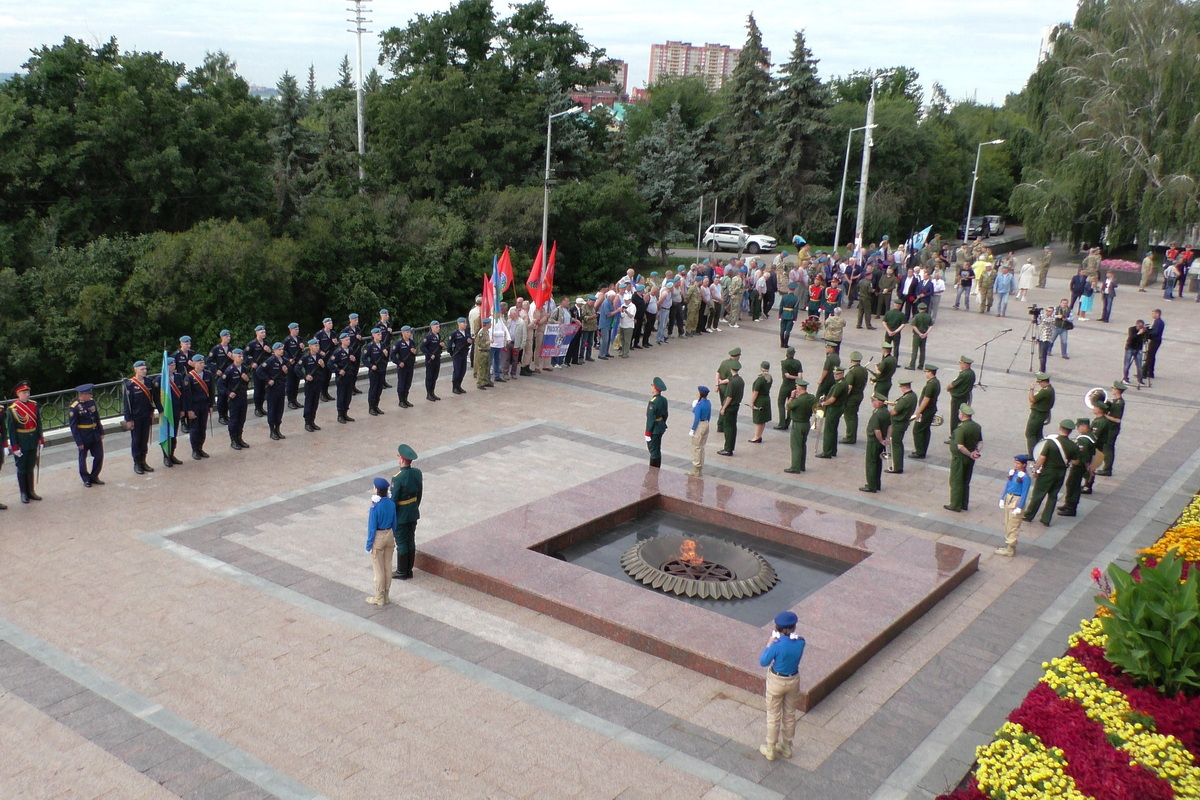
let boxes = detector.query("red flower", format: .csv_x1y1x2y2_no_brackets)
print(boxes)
1091,566,1102,583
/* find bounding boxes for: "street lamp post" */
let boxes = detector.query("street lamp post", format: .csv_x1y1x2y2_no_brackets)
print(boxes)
835,123,877,258
542,106,584,287
347,0,372,191
852,77,883,250
964,139,1006,241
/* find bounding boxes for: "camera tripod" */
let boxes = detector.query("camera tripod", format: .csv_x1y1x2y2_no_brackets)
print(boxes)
1005,318,1039,374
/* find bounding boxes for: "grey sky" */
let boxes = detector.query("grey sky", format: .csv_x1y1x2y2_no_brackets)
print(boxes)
2,0,1077,103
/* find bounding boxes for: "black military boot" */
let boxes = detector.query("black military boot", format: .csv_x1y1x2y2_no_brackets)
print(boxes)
192,449,203,460
198,449,209,458
134,460,145,475
254,407,265,418
270,426,282,441
305,420,316,432
231,439,242,450
26,475,42,501
275,427,286,440
427,392,437,402
399,551,415,580
343,413,355,422
141,460,154,473
238,437,251,448
337,413,347,424
368,406,379,416
392,551,404,580
288,400,302,410
164,453,173,468
169,444,183,465
18,474,30,504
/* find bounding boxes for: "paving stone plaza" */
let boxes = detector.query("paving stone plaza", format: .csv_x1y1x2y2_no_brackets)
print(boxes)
2,245,1197,799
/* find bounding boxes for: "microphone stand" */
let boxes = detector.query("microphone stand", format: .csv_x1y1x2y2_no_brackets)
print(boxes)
974,329,1011,390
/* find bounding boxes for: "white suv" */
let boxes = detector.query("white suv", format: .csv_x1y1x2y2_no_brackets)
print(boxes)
701,224,777,254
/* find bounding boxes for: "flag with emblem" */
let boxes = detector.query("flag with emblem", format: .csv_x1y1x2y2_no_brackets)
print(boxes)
482,272,495,324
158,350,175,455
911,225,932,252
526,242,545,301
497,245,514,297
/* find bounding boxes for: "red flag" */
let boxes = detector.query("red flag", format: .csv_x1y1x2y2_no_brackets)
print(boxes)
526,242,544,299
482,274,495,322
541,241,557,305
497,246,514,295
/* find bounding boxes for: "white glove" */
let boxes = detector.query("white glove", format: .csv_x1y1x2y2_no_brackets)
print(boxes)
1011,509,1022,517
998,500,1005,509
12,449,22,458
645,435,652,442
689,430,695,438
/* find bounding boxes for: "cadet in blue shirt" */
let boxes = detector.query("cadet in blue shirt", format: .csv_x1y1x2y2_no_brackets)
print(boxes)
686,386,711,478
759,611,806,761
996,454,1032,557
365,477,397,606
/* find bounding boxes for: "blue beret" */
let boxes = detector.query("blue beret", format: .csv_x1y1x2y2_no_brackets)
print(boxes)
288,322,299,329
272,342,284,350
429,320,440,326
231,349,244,355
133,360,147,368
401,325,412,332
775,611,799,628
179,335,191,343
338,331,350,339
373,477,389,491
307,338,319,346
1013,454,1030,463
457,317,467,324
380,309,389,315
254,325,265,332
371,327,382,334
220,330,231,337
322,317,333,324
587,295,597,300
76,383,94,394
349,313,359,319
635,284,645,290
481,318,492,325
190,354,204,362
650,271,659,277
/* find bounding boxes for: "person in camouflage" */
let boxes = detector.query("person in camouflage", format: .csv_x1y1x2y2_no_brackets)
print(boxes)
474,319,493,389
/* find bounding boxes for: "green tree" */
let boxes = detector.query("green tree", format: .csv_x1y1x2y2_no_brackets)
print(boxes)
715,14,773,226
635,104,707,261
271,71,316,229
622,75,723,147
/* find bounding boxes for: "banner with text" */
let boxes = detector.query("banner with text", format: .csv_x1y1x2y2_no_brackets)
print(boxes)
539,323,581,358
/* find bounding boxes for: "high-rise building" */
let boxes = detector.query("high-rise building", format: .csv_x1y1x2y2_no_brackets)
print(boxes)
647,41,766,91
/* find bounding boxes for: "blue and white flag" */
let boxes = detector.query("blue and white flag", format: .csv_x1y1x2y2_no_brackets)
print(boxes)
911,225,933,252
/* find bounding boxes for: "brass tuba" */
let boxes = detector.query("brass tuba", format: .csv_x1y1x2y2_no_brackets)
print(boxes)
1084,387,1108,410
932,414,945,427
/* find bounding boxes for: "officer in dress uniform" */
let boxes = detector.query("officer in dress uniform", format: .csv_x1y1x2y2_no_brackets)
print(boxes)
645,377,668,468
162,366,184,468
246,325,270,417
208,330,233,424
392,326,417,407
68,384,105,487
219,349,251,450
314,318,336,402
391,444,424,580
376,310,394,389
421,321,443,402
283,323,304,410
257,342,288,440
448,317,471,395
123,360,162,475
341,314,364,394
172,336,194,433
329,333,356,423
181,354,213,459
297,339,324,432
5,381,44,502
364,327,388,415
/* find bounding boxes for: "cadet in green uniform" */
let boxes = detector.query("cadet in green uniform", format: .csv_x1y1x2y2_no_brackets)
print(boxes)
815,342,841,400
1024,373,1055,455
1023,420,1079,526
1058,418,1096,517
784,381,817,473
906,303,933,370
889,378,917,474
840,351,869,444
645,377,668,468
1097,382,1124,476
779,283,800,347
391,443,424,580
944,404,983,512
717,362,744,456
861,393,891,493
749,362,772,442
909,365,941,459
474,319,493,389
816,367,848,458
946,356,975,437
881,300,905,352
774,348,803,430
871,343,897,398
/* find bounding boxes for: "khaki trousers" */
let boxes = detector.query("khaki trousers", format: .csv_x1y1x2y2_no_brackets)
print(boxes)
1002,494,1023,548
371,529,396,602
765,670,800,747
691,420,709,471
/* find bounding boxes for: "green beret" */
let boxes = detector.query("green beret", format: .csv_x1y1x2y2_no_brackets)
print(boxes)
849,351,863,361
652,377,666,392
959,404,974,416
397,444,418,460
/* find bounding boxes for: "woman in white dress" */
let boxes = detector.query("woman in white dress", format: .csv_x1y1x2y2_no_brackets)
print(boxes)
1017,260,1035,300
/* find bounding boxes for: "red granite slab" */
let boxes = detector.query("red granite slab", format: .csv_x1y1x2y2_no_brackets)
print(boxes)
420,464,978,709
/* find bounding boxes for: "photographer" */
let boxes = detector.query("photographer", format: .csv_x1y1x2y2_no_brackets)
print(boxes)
1035,306,1055,372
1050,299,1074,359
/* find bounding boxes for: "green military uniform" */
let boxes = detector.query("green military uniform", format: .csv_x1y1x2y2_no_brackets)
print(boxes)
876,271,896,315
719,370,745,455
907,309,933,370
946,408,982,511
779,287,800,348
1087,408,1111,493
751,370,772,425
947,359,975,435
645,377,668,468
1037,248,1052,288
889,384,917,474
881,306,905,351
775,352,803,429
1082,249,1101,281
1025,377,1055,455
784,384,817,473
978,267,996,313
856,275,876,329
1024,422,1079,525
871,347,897,398
473,326,492,388
685,283,701,333
390,444,424,579
863,398,891,492
1059,422,1095,515
816,349,841,399
1098,388,1124,475
841,356,869,444
817,371,848,457
910,369,941,458
717,349,741,404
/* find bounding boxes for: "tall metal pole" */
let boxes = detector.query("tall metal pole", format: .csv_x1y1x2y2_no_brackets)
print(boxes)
835,124,876,258
347,0,371,191
964,139,1005,241
853,80,878,249
542,106,583,295
696,195,704,251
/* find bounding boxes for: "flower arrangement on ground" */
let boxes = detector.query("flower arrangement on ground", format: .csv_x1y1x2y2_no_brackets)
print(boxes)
800,316,822,337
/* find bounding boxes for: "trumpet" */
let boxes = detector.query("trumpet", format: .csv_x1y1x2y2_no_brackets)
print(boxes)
1084,387,1107,409
932,414,945,427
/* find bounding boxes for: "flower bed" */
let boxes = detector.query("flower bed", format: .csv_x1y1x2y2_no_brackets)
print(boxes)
1100,258,1142,273
938,495,1200,799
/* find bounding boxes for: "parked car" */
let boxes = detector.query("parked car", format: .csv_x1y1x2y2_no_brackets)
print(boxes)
957,217,987,240
984,215,1005,236
701,224,777,254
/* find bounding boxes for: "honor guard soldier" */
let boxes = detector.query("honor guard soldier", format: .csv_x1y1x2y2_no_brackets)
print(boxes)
123,361,161,475
314,318,336,402
363,327,388,415
258,342,288,440
861,393,891,493
297,339,324,432
840,351,868,444
208,330,233,424
172,336,194,432
391,444,424,580
246,326,269,417
377,310,394,388
946,356,975,438
341,314,364,393
219,349,251,450
421,321,444,401
391,326,417,407
5,381,44,502
778,282,800,347
944,404,983,513
448,317,471,395
473,319,493,389
69,384,105,487
907,302,933,370
283,323,304,410
888,378,917,474
909,365,941,459
783,380,817,474
162,366,184,468
645,377,668,468
181,354,213,459
329,332,356,423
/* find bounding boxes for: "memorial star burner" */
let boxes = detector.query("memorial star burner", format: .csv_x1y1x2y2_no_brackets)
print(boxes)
620,534,777,599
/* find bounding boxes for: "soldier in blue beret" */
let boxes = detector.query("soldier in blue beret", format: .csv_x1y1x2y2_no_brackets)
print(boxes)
340,314,364,395
391,325,417,408
219,349,252,450
123,360,162,475
362,326,388,416
283,323,304,410
421,322,443,402
375,310,394,389
447,317,471,395
329,332,356,424
69,383,105,487
391,444,423,580
181,354,214,459
246,325,270,418
208,330,233,424
257,342,289,440
296,338,325,432
313,318,336,402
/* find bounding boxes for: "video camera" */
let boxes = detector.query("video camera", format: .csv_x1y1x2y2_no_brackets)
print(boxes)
1028,304,1044,318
